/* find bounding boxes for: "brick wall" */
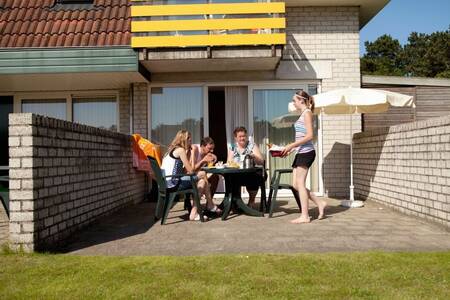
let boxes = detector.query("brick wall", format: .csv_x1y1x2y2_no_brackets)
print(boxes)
119,88,131,134
286,6,361,197
8,113,146,251
132,83,148,137
354,115,450,228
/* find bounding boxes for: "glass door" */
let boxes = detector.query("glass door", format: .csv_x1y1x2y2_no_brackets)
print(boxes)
150,86,204,153
251,85,320,193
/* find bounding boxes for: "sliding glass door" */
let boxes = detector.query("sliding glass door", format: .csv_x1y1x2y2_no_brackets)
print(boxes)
252,85,320,192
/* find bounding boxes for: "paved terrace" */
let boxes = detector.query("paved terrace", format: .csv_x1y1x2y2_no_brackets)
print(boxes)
61,198,450,255
0,204,8,245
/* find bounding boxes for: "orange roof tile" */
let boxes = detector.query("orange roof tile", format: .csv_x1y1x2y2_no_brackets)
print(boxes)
0,0,131,48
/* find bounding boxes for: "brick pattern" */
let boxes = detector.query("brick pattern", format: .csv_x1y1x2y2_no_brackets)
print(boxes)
8,113,146,251
119,88,130,134
354,115,450,228
285,6,361,197
132,83,148,138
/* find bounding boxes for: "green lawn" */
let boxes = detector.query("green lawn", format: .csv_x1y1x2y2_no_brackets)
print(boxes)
1,252,449,299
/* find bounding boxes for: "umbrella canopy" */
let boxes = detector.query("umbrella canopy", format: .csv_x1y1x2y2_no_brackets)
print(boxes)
313,87,415,114
307,87,414,208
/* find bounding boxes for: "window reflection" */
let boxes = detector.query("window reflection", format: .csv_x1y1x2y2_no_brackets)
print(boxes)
253,87,319,191
22,99,66,120
73,98,117,131
151,87,203,150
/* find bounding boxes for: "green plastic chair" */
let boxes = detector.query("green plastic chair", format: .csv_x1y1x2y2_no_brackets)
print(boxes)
148,156,204,225
267,169,302,217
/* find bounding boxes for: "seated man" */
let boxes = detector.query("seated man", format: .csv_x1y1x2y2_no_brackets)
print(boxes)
227,126,265,208
190,137,221,214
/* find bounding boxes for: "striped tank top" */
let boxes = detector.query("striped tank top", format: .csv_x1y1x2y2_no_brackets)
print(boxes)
294,109,315,154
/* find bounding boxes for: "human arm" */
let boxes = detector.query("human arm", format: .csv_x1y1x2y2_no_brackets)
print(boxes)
173,147,194,173
193,152,216,172
281,111,314,156
249,144,265,165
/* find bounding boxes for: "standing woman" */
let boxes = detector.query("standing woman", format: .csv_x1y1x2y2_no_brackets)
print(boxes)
281,91,327,223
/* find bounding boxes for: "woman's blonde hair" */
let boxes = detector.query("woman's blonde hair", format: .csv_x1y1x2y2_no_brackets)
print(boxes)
295,90,315,113
167,130,191,153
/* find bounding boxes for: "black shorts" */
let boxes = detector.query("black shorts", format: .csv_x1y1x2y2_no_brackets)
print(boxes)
292,150,316,168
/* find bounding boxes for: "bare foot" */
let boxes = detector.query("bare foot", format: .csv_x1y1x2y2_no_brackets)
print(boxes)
290,216,311,224
317,200,327,220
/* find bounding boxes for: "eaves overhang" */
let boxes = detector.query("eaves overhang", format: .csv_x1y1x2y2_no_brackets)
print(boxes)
0,47,149,92
284,0,389,28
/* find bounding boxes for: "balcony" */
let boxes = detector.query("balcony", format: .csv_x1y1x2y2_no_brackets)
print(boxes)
131,1,286,74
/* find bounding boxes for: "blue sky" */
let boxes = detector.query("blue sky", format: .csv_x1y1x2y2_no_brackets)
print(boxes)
360,0,450,55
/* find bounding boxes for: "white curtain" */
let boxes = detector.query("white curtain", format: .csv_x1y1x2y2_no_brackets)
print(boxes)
225,86,248,143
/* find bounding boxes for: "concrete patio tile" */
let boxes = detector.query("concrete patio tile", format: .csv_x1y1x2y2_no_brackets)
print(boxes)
0,204,8,245
61,197,450,256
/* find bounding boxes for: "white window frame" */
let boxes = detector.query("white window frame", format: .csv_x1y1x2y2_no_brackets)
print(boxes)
14,90,120,132
248,83,324,196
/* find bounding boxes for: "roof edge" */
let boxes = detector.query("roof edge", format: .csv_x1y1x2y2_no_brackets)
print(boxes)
362,75,450,87
284,0,390,29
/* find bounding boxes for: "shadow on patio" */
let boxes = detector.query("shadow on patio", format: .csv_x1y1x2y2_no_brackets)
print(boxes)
61,197,450,255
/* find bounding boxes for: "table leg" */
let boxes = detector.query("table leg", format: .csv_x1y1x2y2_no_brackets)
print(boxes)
221,193,232,220
234,196,264,217
259,179,266,214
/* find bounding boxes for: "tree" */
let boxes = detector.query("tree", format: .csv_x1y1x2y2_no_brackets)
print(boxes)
403,29,450,78
361,34,404,76
361,28,450,78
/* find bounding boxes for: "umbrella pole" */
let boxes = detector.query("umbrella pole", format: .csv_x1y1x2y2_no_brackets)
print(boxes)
341,113,364,208
349,113,354,201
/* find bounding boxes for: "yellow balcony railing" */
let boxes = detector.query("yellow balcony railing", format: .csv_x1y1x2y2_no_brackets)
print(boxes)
130,1,286,48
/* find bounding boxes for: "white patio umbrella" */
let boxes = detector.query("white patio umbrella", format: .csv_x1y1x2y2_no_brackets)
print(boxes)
310,87,414,208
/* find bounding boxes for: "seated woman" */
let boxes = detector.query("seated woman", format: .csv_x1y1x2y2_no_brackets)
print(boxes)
227,126,265,208
161,130,218,221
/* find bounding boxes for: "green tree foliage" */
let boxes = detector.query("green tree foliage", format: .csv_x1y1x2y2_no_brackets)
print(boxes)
361,28,450,78
361,34,404,76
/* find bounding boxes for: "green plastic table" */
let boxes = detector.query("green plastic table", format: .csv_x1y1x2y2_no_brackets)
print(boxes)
202,166,266,220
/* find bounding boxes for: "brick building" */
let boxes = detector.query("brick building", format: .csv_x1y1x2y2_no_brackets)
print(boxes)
0,0,389,250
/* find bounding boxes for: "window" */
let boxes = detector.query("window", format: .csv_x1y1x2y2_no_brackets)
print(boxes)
19,93,118,132
151,87,203,149
22,99,67,120
73,97,117,131
252,85,319,191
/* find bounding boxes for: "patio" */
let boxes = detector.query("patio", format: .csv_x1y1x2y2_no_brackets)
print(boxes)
61,197,450,255
0,204,7,245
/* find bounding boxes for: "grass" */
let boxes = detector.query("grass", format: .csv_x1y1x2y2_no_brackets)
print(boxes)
0,252,449,299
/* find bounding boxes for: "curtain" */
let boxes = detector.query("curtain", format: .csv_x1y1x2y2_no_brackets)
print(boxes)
225,86,248,143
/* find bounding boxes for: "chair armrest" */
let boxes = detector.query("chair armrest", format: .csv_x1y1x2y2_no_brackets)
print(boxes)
274,169,292,174
164,173,197,179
